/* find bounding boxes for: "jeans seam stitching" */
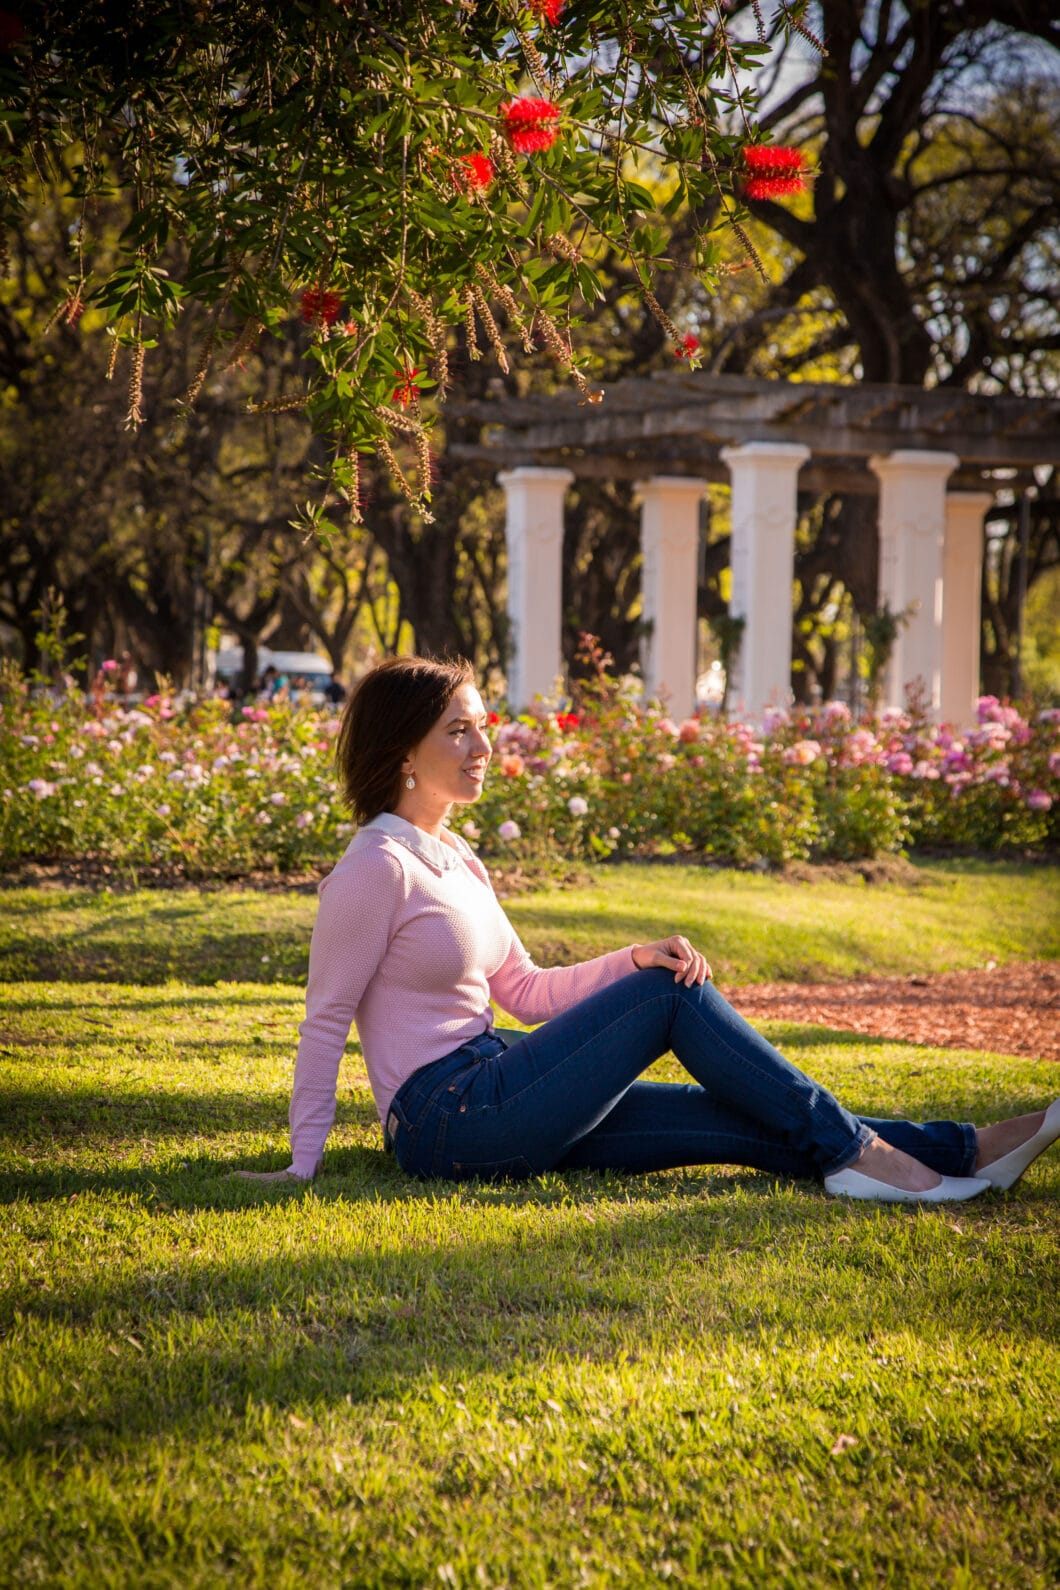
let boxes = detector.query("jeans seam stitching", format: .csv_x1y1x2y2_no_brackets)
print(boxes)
477,996,668,1112
678,994,864,1168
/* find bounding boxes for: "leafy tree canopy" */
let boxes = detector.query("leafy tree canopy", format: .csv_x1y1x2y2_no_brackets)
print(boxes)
0,0,816,517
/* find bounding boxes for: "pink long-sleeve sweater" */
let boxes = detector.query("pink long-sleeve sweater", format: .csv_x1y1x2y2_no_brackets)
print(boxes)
287,812,637,1176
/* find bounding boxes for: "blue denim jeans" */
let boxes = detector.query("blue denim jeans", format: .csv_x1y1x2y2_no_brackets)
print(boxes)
385,969,978,1184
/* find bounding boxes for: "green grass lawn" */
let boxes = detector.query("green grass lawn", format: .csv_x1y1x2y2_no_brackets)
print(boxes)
1,856,1057,986
1,863,1058,1588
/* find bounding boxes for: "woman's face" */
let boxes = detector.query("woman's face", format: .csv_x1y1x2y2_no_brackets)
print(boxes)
403,682,492,809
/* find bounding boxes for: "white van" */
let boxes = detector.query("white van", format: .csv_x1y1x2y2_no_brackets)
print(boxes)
213,646,336,705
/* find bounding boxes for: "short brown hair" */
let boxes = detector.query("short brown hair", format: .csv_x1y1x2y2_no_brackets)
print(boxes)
336,654,475,824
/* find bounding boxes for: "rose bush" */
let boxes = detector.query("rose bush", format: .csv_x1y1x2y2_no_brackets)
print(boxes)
1,678,1056,877
0,691,353,876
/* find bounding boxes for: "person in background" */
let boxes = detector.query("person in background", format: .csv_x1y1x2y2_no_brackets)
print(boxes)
117,650,138,705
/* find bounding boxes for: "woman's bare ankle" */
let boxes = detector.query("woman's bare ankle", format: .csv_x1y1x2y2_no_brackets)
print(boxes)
975,1109,1046,1171
853,1137,941,1192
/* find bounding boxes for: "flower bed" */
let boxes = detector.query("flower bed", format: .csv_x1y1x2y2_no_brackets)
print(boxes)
1,684,1056,877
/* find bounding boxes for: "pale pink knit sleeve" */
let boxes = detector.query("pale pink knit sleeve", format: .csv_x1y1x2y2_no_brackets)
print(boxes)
488,923,637,1026
288,848,407,1177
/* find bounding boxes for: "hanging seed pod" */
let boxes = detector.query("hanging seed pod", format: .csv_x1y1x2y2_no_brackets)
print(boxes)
182,319,220,408
413,427,433,499
781,2,828,55
516,29,550,97
491,135,524,189
376,432,417,503
475,263,533,354
125,339,145,429
247,393,311,414
731,219,768,281
545,233,581,264
464,286,481,361
641,287,682,346
346,449,363,526
536,308,599,402
407,287,449,395
469,284,509,374
227,317,264,369
41,298,67,336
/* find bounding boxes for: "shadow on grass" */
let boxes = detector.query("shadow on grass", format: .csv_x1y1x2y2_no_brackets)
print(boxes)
0,986,303,1006
4,1163,1057,1461
0,924,311,987
4,1056,1058,1459
0,1082,380,1165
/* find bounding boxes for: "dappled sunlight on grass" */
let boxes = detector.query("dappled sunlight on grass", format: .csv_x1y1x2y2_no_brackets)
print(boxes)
506,859,1060,983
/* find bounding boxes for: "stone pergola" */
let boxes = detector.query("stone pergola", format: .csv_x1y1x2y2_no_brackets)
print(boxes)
453,374,1060,721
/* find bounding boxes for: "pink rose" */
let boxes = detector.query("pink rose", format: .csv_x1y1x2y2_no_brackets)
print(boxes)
783,739,821,767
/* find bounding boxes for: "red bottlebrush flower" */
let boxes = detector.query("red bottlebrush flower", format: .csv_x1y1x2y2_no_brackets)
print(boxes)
0,11,26,49
743,176,805,199
675,333,700,360
741,144,806,199
455,151,496,196
341,319,358,337
743,144,804,174
529,0,564,22
62,294,85,327
300,287,342,327
392,367,421,406
501,97,561,155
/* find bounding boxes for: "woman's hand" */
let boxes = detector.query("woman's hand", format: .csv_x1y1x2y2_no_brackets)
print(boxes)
632,936,712,986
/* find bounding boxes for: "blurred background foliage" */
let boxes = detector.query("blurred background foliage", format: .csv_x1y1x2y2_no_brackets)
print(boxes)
1,1,1058,704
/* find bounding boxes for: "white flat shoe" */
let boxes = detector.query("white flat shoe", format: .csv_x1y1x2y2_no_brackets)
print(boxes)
976,1097,1060,1191
824,1168,990,1204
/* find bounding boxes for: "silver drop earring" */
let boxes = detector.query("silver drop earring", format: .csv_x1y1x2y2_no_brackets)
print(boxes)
405,774,416,790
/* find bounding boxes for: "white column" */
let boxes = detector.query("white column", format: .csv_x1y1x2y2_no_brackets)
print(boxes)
497,466,573,709
636,476,708,718
720,442,809,717
870,450,959,716
942,491,992,727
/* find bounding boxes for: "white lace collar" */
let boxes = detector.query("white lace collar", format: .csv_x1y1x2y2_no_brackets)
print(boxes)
360,810,466,874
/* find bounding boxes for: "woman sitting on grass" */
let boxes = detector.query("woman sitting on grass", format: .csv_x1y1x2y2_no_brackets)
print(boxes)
240,655,1060,1204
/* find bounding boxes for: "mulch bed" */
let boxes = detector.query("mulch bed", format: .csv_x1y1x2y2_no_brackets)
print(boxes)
727,961,1060,1062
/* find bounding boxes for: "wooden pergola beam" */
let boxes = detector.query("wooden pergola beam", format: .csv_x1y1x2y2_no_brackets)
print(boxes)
449,373,1060,476
448,442,1037,498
